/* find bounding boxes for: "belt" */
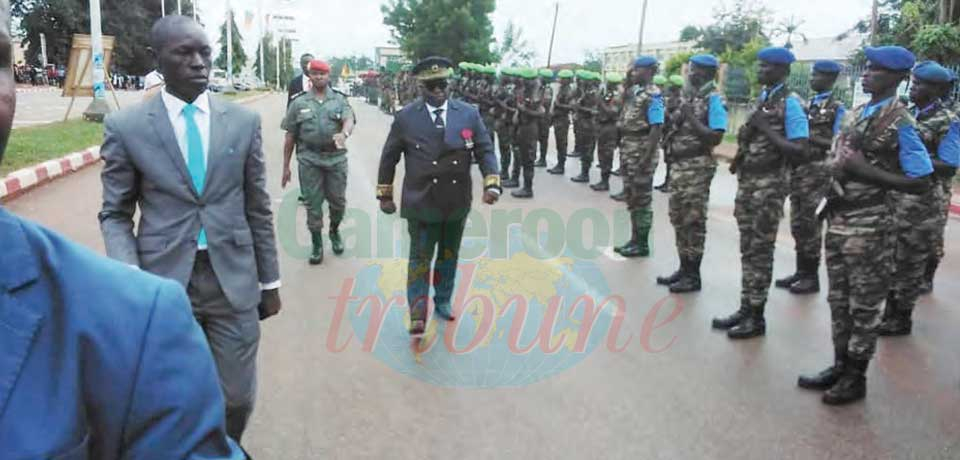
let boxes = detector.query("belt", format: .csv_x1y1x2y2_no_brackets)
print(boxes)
827,194,887,215
738,158,785,175
305,142,340,153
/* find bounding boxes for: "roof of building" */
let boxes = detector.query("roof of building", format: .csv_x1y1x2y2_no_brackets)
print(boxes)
786,34,864,62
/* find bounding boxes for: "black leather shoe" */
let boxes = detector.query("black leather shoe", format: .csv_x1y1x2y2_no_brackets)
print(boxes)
822,359,868,405
789,275,820,294
547,165,565,175
775,272,800,289
589,180,609,191
656,269,682,286
712,309,746,330
798,364,844,391
727,316,765,339
329,230,344,255
502,177,520,188
511,188,534,199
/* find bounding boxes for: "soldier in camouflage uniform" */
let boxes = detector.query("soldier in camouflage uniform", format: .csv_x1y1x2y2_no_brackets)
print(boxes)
281,60,356,265
613,57,664,258
512,69,546,198
878,61,960,336
535,69,555,167
570,74,585,159
775,61,846,295
655,55,727,293
711,47,809,340
548,70,576,174
590,73,623,192
478,66,498,147
654,75,684,193
571,71,600,184
797,46,933,405
496,69,520,188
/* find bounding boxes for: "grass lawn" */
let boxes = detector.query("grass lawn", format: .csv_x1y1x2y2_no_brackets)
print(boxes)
217,89,270,102
2,120,103,176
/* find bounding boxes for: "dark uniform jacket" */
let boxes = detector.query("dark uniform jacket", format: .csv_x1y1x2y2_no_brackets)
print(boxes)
287,74,305,107
378,98,501,222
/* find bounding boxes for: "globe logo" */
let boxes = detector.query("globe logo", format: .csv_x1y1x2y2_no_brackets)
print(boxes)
342,225,625,388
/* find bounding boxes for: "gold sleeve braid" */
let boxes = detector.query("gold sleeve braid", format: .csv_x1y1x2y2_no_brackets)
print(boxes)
376,184,393,199
484,175,501,189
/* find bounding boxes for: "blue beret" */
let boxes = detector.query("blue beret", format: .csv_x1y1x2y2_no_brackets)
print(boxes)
813,60,842,74
913,61,953,83
689,54,719,68
757,47,796,65
864,46,915,71
633,56,658,68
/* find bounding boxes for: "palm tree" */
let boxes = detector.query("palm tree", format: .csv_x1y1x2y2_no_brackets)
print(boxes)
774,16,808,49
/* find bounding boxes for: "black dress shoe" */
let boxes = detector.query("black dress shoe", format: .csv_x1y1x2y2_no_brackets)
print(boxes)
727,316,765,339
712,309,747,330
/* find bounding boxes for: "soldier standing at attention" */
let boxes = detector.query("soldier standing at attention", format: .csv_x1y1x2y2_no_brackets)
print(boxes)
655,74,685,193
569,73,585,159
571,71,600,184
613,57,664,258
535,69,555,167
478,66,499,147
497,69,520,188
548,69,576,174
376,56,501,337
281,60,355,265
797,46,932,405
711,47,809,339
512,69,546,198
775,60,845,295
878,60,959,336
656,55,727,293
591,73,624,192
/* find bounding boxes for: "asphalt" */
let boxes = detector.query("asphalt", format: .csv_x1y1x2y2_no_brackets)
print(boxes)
6,93,960,459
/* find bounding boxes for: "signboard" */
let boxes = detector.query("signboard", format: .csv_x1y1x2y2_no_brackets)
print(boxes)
62,33,115,98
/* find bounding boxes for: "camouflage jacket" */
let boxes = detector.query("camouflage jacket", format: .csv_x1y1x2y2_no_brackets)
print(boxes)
554,84,575,116
808,92,845,158
598,85,622,124
740,84,805,171
669,81,724,157
619,83,661,136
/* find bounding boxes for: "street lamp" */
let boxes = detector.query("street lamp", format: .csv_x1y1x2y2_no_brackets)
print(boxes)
83,0,110,122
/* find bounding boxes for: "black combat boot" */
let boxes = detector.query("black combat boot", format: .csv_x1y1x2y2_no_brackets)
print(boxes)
614,214,639,255
789,257,820,294
920,258,938,294
511,174,534,198
656,259,684,286
620,209,651,258
610,191,626,202
877,311,913,336
329,226,344,255
502,172,519,188
775,256,802,289
547,164,565,174
610,167,621,177
309,232,324,265
570,162,590,183
712,305,748,330
534,156,547,167
670,256,702,293
727,309,766,339
590,172,610,191
568,150,581,158
798,348,846,391
822,358,868,405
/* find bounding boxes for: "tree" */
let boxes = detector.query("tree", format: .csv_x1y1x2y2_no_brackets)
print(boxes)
679,25,702,42
214,9,246,76
846,0,960,61
381,0,498,64
694,0,771,56
664,51,695,76
582,49,603,72
254,32,278,87
495,21,536,67
328,55,375,85
14,0,197,75
773,16,807,49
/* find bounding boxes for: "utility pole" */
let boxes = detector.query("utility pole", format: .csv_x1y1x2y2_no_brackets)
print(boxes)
83,0,110,121
277,35,282,90
225,0,235,93
636,0,649,56
177,0,181,15
193,0,198,20
870,0,879,45
259,0,265,87
546,2,559,67
161,0,165,17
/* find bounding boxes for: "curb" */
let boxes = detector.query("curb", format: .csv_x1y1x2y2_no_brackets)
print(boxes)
16,87,59,94
0,146,100,202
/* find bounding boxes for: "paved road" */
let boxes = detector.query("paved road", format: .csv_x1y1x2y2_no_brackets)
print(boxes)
7,94,960,459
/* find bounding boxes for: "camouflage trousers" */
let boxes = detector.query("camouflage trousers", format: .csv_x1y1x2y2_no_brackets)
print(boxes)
734,170,787,310
578,120,598,168
573,116,583,154
787,161,830,260
552,114,570,163
930,179,953,263
668,156,718,259
516,123,539,183
826,207,894,360
889,188,944,315
621,133,658,212
298,157,347,233
482,114,497,146
538,117,551,158
596,123,619,174
497,122,516,178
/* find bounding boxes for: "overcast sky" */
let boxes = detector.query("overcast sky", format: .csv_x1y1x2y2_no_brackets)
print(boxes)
197,0,875,68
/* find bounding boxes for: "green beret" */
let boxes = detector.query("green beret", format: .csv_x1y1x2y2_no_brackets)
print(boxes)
558,69,575,79
653,75,668,86
605,73,624,84
484,65,497,75
539,68,555,79
518,68,538,80
669,75,684,87
575,69,591,80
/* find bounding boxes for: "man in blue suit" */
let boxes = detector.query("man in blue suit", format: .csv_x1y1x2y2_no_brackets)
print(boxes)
377,56,502,336
0,3,243,458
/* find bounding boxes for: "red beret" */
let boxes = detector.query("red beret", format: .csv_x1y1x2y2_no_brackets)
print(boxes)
308,60,331,73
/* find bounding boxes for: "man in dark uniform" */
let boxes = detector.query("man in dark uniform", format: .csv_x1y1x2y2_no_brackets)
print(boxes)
571,70,600,184
287,53,314,106
797,46,932,405
775,60,845,295
535,68,555,167
497,69,520,188
711,47,809,339
591,72,623,192
512,68,546,198
376,56,501,336
655,74,685,193
477,66,498,147
548,69,575,174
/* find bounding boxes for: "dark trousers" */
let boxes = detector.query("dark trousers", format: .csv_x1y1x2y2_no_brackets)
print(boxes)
553,114,570,164
406,218,467,321
187,251,260,442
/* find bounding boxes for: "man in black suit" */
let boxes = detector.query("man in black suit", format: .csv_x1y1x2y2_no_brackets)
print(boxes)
376,56,501,336
287,53,314,106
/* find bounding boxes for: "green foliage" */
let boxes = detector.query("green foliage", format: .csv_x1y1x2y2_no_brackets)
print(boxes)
694,0,771,56
582,49,603,72
912,23,960,61
254,32,291,88
495,21,536,67
664,51,695,76
214,10,247,76
720,38,766,102
381,0,497,64
679,25,702,42
14,0,197,75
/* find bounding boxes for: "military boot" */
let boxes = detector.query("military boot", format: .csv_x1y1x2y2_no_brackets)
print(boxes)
712,305,748,330
534,156,547,167
798,348,846,391
822,358,868,405
570,162,590,183
590,172,610,191
727,309,766,340
656,260,684,286
329,226,344,255
620,208,651,258
877,312,912,336
502,173,520,188
921,258,939,294
775,256,802,289
670,256,702,293
568,150,582,158
547,163,565,175
511,174,534,199
610,191,626,202
610,167,621,177
789,257,820,294
309,232,324,265
614,213,639,255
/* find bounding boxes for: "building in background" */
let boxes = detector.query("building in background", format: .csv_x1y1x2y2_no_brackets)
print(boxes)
602,40,696,74
374,46,408,69
787,34,864,65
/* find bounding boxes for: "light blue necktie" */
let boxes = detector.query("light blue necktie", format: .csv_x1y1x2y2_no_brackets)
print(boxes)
183,103,207,247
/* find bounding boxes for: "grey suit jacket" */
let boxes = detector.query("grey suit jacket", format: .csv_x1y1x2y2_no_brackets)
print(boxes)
98,94,280,311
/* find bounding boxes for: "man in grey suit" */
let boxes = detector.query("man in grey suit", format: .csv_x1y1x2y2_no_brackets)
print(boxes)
98,16,282,445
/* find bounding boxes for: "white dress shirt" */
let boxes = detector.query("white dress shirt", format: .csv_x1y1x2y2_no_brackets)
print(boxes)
425,100,449,127
302,74,312,93
160,89,281,290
